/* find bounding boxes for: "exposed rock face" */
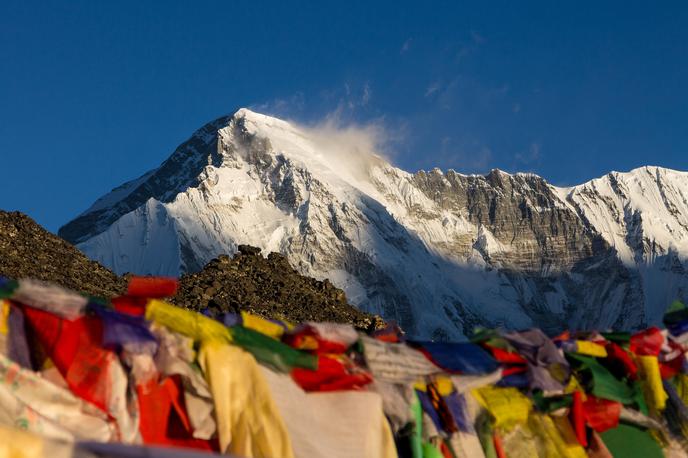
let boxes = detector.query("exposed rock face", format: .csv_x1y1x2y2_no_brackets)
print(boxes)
59,108,688,339
1,211,376,328
410,169,601,272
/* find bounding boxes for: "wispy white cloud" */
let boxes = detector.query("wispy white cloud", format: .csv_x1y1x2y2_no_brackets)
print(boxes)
250,92,305,118
470,30,485,45
362,82,371,106
423,73,513,113
455,29,485,63
318,81,374,117
513,142,542,169
400,38,413,54
431,136,494,172
425,81,442,97
436,78,460,110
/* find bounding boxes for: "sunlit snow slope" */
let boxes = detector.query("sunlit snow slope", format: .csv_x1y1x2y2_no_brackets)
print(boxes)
60,109,688,339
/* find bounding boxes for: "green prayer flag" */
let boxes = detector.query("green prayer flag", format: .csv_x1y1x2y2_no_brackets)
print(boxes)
666,300,687,315
532,391,573,413
600,331,631,343
229,325,318,372
664,300,688,326
631,381,649,416
0,278,18,299
600,423,664,458
421,443,444,458
567,353,639,405
476,411,498,458
411,391,424,458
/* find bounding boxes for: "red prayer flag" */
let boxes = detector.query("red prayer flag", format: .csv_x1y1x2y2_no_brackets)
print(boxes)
486,345,528,364
629,327,664,356
112,295,148,316
501,365,527,377
127,277,178,298
136,376,217,451
583,396,621,433
570,390,588,447
493,431,507,458
605,342,638,380
291,355,372,392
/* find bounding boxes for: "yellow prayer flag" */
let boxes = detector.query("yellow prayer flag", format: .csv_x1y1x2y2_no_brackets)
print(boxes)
637,355,668,413
674,374,688,407
434,376,455,396
0,425,45,458
564,375,588,401
146,299,231,343
0,300,9,335
199,341,295,457
413,376,455,395
550,415,589,458
472,385,531,428
241,311,285,339
295,335,319,351
575,340,608,358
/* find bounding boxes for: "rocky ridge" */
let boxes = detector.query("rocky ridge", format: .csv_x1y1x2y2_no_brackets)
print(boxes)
173,244,383,329
0,210,378,328
0,210,126,297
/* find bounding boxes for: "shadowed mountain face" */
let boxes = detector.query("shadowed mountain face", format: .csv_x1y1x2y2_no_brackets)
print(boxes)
60,109,688,339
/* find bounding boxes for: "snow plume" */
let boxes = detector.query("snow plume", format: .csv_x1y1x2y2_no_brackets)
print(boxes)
294,113,398,181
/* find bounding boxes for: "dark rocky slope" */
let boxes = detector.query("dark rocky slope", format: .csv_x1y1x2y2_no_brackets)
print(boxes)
0,210,126,297
0,210,379,328
173,245,383,329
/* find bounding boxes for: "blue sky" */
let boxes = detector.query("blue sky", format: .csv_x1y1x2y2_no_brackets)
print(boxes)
1,1,687,232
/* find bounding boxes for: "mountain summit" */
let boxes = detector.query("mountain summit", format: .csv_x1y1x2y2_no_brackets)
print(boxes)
60,109,688,339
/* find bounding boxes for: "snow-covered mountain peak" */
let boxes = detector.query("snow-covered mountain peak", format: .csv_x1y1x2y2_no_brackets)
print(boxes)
217,107,392,202
60,109,688,339
233,107,294,132
488,168,512,177
559,165,688,267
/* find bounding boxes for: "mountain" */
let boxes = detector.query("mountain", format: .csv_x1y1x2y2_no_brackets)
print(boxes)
59,109,688,339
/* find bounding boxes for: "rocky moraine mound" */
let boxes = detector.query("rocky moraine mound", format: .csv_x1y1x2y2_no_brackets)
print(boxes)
0,210,126,297
173,244,383,329
0,210,381,328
